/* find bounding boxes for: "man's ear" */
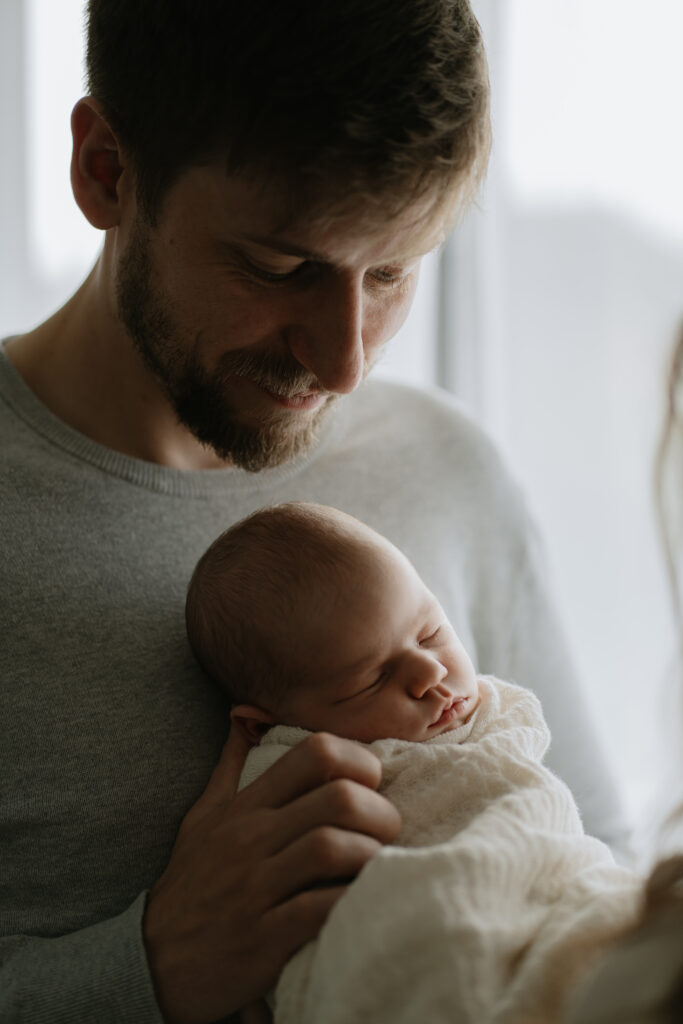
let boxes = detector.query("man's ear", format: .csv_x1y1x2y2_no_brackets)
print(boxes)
230,705,277,746
70,96,128,230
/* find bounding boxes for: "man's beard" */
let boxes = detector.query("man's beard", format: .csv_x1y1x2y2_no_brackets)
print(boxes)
115,221,339,471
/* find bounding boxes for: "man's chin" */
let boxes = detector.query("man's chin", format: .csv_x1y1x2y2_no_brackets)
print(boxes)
189,397,336,472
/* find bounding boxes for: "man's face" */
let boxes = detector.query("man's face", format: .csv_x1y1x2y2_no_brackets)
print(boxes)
115,166,444,470
278,536,480,743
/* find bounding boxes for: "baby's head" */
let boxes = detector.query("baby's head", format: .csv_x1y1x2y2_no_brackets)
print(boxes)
186,502,479,744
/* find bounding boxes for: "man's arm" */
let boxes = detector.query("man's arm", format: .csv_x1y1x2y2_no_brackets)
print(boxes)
0,729,400,1024
489,517,632,857
0,894,163,1023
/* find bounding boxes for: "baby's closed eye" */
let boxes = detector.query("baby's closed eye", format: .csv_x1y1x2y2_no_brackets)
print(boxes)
336,672,388,703
418,625,442,647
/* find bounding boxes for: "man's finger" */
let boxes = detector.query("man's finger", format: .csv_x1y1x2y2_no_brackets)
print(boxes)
185,725,252,826
262,777,402,858
237,732,384,811
264,884,349,971
261,826,383,907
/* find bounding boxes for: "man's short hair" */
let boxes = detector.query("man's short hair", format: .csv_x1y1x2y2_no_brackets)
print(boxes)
86,0,490,223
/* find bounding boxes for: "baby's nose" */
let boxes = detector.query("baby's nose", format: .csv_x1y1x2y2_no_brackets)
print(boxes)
407,653,448,698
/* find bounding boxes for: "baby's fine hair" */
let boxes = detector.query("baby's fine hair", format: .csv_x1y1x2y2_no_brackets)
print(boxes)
186,502,368,707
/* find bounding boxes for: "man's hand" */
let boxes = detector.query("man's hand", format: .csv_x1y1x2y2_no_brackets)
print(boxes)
143,727,401,1024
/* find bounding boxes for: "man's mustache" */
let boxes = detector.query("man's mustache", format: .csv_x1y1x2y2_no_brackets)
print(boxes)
216,349,324,399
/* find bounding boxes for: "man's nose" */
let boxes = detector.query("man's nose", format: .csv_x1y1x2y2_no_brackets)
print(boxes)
284,274,366,394
406,650,449,699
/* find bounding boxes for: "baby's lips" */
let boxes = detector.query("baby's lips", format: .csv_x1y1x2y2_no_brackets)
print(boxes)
430,694,470,726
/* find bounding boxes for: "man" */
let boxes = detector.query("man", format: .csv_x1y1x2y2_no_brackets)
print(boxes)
0,1,628,1021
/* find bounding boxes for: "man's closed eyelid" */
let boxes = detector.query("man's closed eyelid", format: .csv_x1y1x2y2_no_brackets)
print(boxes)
240,253,310,282
367,262,417,287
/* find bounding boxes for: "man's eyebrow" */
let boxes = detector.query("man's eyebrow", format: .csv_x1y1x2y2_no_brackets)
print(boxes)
238,234,329,262
237,232,444,265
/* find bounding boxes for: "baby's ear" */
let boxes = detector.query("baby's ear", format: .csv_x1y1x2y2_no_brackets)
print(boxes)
230,704,277,746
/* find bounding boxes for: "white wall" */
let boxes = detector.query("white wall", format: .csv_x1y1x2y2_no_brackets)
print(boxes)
478,0,683,829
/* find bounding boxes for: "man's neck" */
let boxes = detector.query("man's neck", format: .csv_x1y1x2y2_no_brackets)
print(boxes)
5,258,229,471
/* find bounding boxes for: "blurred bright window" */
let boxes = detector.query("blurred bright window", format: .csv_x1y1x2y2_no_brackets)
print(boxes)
504,0,683,242
491,0,683,830
25,0,100,280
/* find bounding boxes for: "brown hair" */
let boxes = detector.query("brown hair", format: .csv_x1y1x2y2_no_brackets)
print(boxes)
186,502,369,706
85,0,490,224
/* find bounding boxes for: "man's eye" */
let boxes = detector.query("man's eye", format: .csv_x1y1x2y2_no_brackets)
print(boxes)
241,255,308,283
368,266,406,286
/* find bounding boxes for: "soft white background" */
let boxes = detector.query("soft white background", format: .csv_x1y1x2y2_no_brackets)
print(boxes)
2,0,681,840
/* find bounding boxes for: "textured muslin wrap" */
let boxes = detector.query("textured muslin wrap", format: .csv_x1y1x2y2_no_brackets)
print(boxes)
239,677,642,1024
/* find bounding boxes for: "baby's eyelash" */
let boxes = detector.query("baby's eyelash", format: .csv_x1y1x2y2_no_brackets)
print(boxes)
419,626,442,646
358,672,387,695
354,671,389,699
335,673,387,705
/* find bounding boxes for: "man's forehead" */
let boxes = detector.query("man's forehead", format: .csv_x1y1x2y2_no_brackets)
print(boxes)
177,162,448,264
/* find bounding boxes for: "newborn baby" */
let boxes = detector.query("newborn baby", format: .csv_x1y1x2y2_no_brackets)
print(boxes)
186,499,480,745
186,502,642,1024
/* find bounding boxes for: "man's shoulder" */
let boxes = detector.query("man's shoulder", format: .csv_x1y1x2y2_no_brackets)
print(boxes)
336,375,508,478
352,375,475,427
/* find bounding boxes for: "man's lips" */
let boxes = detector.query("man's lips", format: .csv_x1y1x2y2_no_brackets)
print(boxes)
255,383,328,411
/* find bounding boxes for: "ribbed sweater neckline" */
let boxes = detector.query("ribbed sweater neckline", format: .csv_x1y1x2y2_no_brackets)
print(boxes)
0,339,345,498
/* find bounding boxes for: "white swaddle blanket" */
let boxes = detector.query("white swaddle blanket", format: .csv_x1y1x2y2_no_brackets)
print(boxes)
238,677,642,1024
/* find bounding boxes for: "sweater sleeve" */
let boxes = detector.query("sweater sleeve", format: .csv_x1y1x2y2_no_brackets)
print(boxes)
488,513,632,860
0,892,165,1023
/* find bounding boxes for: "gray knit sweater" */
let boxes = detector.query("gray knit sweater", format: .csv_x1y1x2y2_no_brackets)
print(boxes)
0,343,628,1022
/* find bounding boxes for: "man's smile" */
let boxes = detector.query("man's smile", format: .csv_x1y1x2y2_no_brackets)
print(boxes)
254,383,329,412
